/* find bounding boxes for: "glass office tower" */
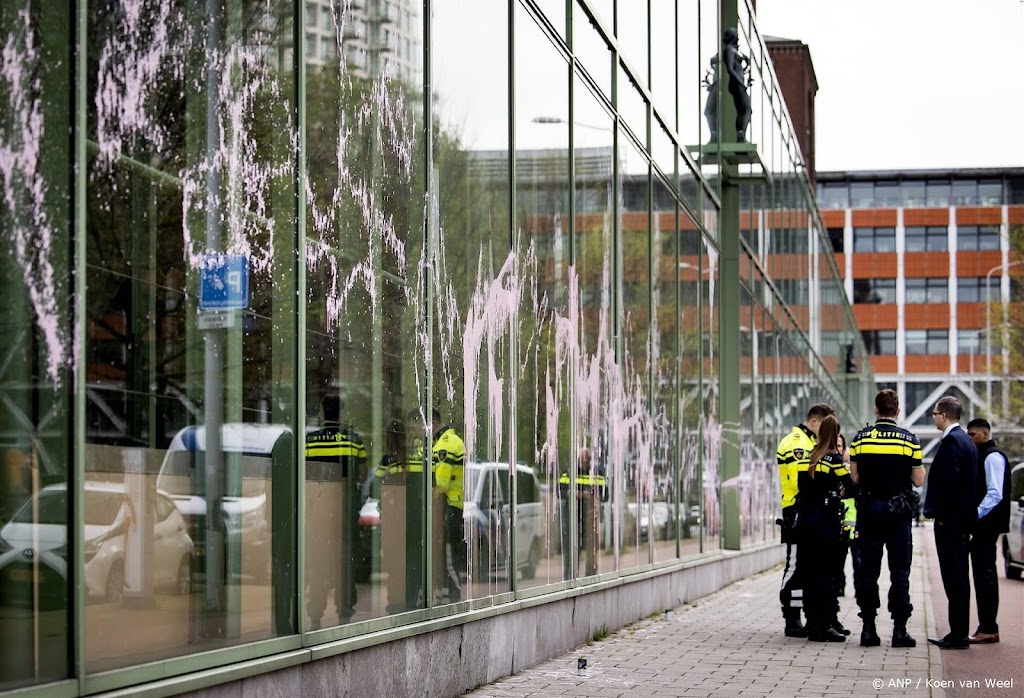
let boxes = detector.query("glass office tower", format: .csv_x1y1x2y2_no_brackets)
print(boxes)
0,1,869,695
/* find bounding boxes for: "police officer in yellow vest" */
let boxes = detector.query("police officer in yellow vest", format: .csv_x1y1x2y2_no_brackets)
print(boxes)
305,395,367,628
558,446,608,579
776,403,834,638
431,408,466,602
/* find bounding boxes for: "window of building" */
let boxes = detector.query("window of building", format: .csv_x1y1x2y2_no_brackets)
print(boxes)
819,182,849,209
951,180,977,206
853,227,896,252
874,180,900,207
957,276,997,303
977,179,1003,205
861,329,896,355
827,227,844,253
849,181,874,208
853,278,896,304
904,225,947,252
322,7,334,31
926,179,950,207
901,180,926,207
306,2,317,26
957,329,983,353
306,31,317,58
905,277,948,304
957,225,1001,251
905,329,948,355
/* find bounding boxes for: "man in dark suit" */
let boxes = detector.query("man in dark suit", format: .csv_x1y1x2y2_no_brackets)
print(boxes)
923,396,978,650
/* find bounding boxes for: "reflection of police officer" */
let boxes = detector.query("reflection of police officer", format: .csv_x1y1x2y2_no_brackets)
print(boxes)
305,395,366,628
776,403,834,638
849,389,924,648
431,409,466,602
559,447,607,579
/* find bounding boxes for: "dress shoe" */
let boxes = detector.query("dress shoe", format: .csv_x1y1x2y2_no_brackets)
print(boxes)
831,620,851,636
968,631,999,644
927,635,969,650
892,627,916,648
860,624,881,647
808,627,847,643
784,618,808,638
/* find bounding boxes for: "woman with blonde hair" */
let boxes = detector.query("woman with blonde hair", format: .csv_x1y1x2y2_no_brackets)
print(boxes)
796,414,854,642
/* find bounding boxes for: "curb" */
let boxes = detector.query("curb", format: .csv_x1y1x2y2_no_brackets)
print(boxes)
918,524,946,698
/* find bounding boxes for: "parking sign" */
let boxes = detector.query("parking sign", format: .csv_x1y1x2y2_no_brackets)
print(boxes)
199,254,249,310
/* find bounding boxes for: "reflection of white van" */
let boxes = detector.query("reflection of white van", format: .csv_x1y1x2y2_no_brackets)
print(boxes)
1003,462,1024,581
156,423,289,582
462,463,544,580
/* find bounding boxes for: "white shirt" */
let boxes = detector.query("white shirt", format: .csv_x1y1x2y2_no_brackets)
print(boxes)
977,450,1006,520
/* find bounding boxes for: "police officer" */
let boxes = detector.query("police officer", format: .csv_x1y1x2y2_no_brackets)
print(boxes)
305,395,367,628
848,389,924,648
431,408,466,602
776,402,834,637
559,446,608,579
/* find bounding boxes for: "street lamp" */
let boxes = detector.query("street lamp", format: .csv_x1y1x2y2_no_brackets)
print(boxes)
984,259,1023,417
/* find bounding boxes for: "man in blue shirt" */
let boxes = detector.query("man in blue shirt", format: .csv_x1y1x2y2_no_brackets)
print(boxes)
965,418,1011,644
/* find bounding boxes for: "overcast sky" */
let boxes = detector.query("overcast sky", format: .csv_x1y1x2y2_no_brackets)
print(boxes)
756,0,1024,173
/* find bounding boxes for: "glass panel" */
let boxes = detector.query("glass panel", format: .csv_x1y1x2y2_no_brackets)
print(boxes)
617,0,648,88
85,0,296,670
926,180,950,207
573,0,612,99
618,63,648,149
534,0,566,38
652,118,675,183
951,180,977,206
652,191,677,562
678,213,702,555
620,130,650,570
0,3,73,687
902,180,925,207
432,0,513,603
977,179,1002,205
701,237,720,551
305,0,423,625
515,2,569,591
574,75,615,576
650,0,675,130
697,0,719,196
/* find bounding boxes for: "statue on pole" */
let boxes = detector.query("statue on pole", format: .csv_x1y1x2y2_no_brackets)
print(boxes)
704,28,752,143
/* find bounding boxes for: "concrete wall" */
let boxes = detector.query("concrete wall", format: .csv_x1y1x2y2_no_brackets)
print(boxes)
164,544,783,698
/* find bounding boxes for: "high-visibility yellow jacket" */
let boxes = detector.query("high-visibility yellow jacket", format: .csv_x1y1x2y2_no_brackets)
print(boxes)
776,424,816,509
305,423,367,478
432,425,466,508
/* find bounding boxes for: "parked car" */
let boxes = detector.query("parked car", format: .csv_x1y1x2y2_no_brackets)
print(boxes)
463,463,544,580
0,482,194,605
157,423,283,583
1002,462,1024,581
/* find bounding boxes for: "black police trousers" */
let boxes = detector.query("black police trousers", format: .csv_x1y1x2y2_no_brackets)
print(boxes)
855,496,913,622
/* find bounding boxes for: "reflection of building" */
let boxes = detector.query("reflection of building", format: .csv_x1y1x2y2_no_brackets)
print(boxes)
817,168,1024,455
304,0,421,82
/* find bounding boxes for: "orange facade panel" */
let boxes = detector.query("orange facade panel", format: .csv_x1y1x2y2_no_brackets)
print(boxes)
852,253,897,278
821,210,845,228
851,209,898,227
903,252,952,277
904,355,951,373
956,251,1005,276
1009,206,1024,225
903,304,954,329
956,304,986,329
955,207,1002,226
852,304,898,330
869,356,899,374
903,208,949,226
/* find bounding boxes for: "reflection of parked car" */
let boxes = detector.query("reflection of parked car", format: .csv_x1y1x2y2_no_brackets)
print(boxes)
0,482,194,605
157,423,284,583
1002,462,1024,581
463,463,544,580
627,501,673,540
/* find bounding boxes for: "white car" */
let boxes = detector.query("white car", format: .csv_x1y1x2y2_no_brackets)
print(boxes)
462,463,545,580
1002,462,1024,581
0,482,195,603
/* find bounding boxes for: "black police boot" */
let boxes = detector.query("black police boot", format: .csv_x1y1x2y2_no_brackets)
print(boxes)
892,623,916,648
784,612,808,638
809,626,847,643
831,619,851,636
860,618,881,647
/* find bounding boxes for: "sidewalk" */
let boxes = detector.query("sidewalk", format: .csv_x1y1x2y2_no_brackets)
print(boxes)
466,526,950,698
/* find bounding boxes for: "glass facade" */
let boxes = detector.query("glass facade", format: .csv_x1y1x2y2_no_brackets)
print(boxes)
0,1,869,695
